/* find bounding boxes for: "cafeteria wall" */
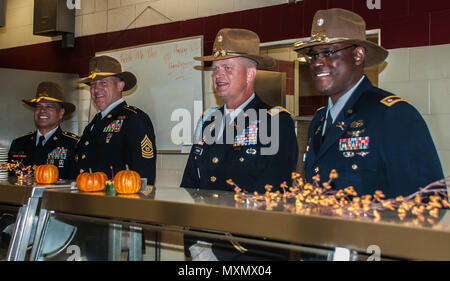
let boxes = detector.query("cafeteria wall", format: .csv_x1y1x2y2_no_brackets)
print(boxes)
0,0,450,184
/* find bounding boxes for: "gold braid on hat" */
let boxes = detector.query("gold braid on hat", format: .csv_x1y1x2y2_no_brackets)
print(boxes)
30,96,63,103
294,29,330,47
213,48,249,58
87,72,117,79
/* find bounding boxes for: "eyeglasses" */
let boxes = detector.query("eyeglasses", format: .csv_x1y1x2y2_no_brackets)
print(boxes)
304,45,357,63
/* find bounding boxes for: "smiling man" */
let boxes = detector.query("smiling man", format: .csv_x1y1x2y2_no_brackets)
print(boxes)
8,81,79,179
295,8,444,198
77,56,156,183
181,28,298,261
181,28,298,194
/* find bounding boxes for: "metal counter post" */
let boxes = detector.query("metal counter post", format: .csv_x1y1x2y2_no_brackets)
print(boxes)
7,188,42,260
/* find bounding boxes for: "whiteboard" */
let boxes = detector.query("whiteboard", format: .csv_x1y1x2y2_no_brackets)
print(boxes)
96,36,204,152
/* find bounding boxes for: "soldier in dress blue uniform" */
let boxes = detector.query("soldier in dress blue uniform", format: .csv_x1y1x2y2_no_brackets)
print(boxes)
77,56,156,184
181,29,298,261
294,8,445,198
71,56,157,260
8,81,79,179
4,82,78,250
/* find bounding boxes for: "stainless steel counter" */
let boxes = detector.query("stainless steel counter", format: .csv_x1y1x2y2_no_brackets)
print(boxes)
1,177,449,260
38,185,450,260
0,178,71,205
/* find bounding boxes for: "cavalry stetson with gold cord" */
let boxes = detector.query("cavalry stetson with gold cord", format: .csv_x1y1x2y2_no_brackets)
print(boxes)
79,55,137,91
22,81,76,116
293,8,388,69
9,81,79,179
76,55,156,184
194,28,275,69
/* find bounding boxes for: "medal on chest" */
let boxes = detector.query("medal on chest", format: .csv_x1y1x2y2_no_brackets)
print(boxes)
103,120,124,133
233,120,259,147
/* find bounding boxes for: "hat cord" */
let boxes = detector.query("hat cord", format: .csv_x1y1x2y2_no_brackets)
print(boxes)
29,96,63,103
88,72,117,79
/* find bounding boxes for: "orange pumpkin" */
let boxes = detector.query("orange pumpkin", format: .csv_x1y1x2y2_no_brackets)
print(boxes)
114,166,141,194
76,169,107,192
35,165,59,184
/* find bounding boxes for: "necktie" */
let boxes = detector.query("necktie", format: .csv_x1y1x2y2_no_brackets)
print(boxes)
37,135,45,147
222,114,232,144
322,111,333,142
90,113,102,131
34,135,46,165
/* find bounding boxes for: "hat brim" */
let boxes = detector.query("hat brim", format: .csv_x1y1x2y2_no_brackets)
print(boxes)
194,54,275,69
79,71,137,92
22,99,76,117
294,38,388,69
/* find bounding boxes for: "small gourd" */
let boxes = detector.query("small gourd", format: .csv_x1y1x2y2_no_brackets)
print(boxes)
113,165,141,194
76,169,107,192
35,165,59,184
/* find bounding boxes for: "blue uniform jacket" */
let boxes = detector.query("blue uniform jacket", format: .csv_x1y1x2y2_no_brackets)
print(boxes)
8,127,79,179
304,77,444,198
76,101,157,184
181,95,298,193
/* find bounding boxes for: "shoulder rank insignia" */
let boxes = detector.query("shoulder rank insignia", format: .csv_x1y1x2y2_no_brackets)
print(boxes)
268,106,290,116
124,105,138,114
315,106,326,113
380,95,408,107
141,134,154,159
62,131,79,141
15,131,34,140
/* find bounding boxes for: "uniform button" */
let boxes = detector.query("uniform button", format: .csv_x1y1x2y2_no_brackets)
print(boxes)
352,164,358,170
53,136,58,141
194,156,198,160
212,157,219,164
314,167,319,173
210,176,217,183
81,154,86,159
239,157,244,162
84,141,89,146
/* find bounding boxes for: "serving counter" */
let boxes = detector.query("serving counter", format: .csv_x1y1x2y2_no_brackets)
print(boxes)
1,178,450,261
38,185,450,261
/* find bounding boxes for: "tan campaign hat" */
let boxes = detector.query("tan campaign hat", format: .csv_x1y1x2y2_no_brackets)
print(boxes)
22,81,76,116
194,28,275,69
293,8,388,68
79,56,137,91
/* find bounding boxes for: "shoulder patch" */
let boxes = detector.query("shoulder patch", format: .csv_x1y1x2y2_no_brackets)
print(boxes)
268,106,291,116
203,106,221,116
195,106,222,143
380,95,408,107
124,105,138,114
62,131,79,141
200,106,222,120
